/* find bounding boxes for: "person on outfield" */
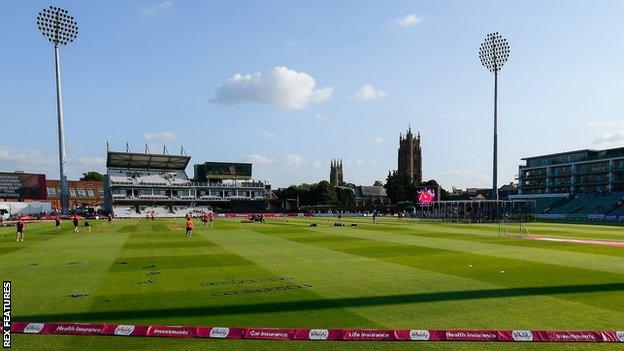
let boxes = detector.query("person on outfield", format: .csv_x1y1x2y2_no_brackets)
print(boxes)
55,216,62,232
16,218,25,242
201,213,208,227
107,213,113,225
72,215,80,234
208,212,214,227
84,221,91,233
185,217,194,238
372,211,378,225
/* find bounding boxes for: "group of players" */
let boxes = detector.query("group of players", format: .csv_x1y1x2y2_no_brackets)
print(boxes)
14,213,114,242
11,211,215,242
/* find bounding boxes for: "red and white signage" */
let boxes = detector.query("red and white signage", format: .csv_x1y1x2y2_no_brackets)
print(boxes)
10,322,624,343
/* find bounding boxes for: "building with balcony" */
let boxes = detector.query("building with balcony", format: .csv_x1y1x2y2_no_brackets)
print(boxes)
104,150,270,217
517,147,624,195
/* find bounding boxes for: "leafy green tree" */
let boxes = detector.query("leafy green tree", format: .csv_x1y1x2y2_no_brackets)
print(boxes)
384,171,415,204
314,180,337,205
80,171,104,182
335,186,355,207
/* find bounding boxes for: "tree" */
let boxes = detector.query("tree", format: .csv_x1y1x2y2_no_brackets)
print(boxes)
80,171,103,182
373,180,384,186
277,181,353,207
384,171,415,204
335,186,355,207
314,180,337,205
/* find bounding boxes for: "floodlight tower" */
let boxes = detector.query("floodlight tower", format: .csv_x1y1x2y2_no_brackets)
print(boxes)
479,32,510,201
36,6,79,214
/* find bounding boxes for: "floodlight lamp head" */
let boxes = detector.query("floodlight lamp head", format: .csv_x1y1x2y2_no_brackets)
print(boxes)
36,6,78,46
479,32,510,73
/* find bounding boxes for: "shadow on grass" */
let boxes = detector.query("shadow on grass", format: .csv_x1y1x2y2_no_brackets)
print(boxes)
16,282,624,322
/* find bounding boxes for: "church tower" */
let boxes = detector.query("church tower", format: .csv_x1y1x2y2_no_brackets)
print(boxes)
330,159,344,186
397,126,422,184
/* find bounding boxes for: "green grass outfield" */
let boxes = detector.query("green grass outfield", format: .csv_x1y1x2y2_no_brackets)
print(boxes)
1,217,623,350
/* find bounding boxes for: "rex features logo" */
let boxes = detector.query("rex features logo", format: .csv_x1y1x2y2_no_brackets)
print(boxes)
308,329,329,340
114,325,135,336
209,327,230,339
409,330,430,341
616,331,624,342
512,330,533,342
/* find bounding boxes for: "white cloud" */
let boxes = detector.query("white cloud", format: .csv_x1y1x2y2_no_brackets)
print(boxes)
140,1,173,17
276,154,304,166
396,13,423,27
144,131,177,141
0,145,106,178
439,170,489,181
592,130,624,146
248,154,271,165
314,112,328,121
66,156,106,174
587,121,624,129
351,84,387,101
262,131,277,139
350,157,379,168
213,66,333,110
0,145,54,168
247,153,304,167
75,156,105,167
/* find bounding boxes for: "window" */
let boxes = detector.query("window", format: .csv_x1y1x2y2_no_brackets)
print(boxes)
87,189,95,197
47,187,56,197
77,189,86,197
98,188,104,196
69,188,76,197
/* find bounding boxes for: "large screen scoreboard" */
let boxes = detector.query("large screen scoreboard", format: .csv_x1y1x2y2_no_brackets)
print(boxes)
194,162,252,181
0,172,47,200
416,186,437,206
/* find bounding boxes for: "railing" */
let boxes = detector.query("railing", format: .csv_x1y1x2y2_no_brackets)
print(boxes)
192,182,265,188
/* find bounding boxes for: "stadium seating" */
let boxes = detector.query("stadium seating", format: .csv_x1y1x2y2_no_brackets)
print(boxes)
109,169,193,187
109,170,135,185
107,163,265,217
542,192,624,215
136,173,168,186
113,205,140,217
169,171,191,186
171,206,190,217
514,192,624,216
533,197,567,213
142,206,171,217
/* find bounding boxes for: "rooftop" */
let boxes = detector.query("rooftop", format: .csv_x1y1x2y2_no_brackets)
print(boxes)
106,151,191,170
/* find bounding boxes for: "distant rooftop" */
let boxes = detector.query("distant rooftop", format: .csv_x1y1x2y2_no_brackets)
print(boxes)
522,146,624,161
521,146,624,168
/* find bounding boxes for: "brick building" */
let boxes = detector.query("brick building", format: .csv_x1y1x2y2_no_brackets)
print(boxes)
46,179,105,210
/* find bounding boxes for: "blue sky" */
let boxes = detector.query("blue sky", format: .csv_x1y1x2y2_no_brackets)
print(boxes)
1,1,624,189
